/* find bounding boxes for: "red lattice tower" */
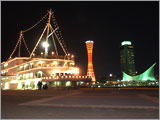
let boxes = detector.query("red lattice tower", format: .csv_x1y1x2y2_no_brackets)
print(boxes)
85,40,96,83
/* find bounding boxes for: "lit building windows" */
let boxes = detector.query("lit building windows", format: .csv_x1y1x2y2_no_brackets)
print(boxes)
120,41,136,76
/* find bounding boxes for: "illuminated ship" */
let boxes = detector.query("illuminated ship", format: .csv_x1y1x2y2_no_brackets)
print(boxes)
1,9,91,90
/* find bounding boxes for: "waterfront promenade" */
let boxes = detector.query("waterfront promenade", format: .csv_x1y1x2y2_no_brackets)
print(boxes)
1,88,159,119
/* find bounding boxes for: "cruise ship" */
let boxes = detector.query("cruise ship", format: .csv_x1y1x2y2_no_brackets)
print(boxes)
1,9,91,90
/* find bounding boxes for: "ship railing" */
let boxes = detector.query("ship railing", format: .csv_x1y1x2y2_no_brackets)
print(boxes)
31,55,74,60
42,75,92,80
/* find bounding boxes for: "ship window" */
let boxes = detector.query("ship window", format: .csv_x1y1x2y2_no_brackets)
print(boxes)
24,64,29,70
37,71,42,78
26,73,29,79
23,74,26,79
30,73,33,78
30,63,34,68
53,61,58,66
37,61,44,67
4,63,8,68
20,75,23,80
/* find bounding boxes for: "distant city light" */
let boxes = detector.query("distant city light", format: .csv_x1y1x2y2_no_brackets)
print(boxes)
109,74,112,77
85,40,94,43
121,41,131,46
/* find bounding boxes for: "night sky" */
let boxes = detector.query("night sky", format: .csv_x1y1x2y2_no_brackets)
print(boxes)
1,1,159,77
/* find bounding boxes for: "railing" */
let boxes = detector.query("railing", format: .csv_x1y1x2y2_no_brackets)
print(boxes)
31,55,74,60
42,75,92,80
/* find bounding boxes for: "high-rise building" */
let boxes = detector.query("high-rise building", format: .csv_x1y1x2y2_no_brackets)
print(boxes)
85,40,96,83
120,41,136,76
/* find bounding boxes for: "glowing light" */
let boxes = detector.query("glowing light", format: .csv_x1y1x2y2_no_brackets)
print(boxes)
51,51,54,55
52,69,60,74
26,73,29,78
121,41,131,46
80,81,84,84
47,64,50,67
4,83,9,90
109,74,112,77
38,61,44,65
66,81,71,86
30,73,33,78
85,40,94,43
41,52,43,55
10,80,18,83
37,71,42,74
53,61,58,66
4,63,8,68
42,41,49,48
86,40,96,83
17,81,22,89
42,82,46,85
122,63,156,81
35,78,41,89
20,66,23,68
73,68,79,74
30,63,34,65
25,80,30,85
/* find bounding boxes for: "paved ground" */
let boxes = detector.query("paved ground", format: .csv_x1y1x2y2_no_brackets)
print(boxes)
1,88,159,119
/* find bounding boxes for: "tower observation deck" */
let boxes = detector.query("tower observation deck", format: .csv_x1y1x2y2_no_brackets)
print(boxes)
85,40,96,83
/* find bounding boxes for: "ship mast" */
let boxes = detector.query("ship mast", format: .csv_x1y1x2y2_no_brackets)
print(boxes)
8,9,69,60
44,9,52,58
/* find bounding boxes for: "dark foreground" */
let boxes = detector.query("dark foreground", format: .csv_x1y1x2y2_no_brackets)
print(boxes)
1,88,159,119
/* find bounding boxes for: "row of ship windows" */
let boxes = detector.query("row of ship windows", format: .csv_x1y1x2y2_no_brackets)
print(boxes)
2,61,75,72
2,61,75,69
17,63,74,72
2,72,82,81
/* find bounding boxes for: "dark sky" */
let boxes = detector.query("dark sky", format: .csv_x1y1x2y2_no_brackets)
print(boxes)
1,1,159,77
